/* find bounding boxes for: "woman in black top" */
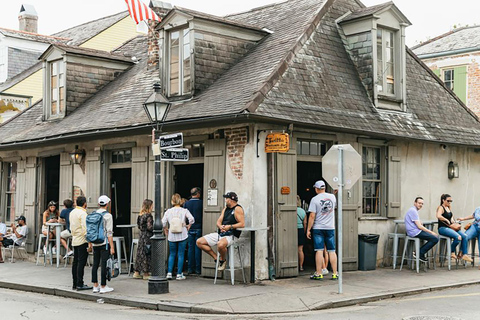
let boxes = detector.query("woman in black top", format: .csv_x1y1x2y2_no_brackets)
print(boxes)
436,194,472,262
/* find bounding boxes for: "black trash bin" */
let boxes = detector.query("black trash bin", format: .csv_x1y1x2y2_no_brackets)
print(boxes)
358,234,380,271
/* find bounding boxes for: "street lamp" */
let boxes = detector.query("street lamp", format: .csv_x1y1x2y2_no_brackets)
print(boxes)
143,82,171,294
69,145,85,165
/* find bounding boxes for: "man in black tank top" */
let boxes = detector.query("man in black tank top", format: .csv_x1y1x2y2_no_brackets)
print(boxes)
196,192,245,271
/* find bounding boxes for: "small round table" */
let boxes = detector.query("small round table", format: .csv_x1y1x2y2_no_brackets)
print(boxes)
46,222,65,268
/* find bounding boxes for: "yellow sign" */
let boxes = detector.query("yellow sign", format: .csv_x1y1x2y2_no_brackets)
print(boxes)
265,133,290,153
280,186,291,195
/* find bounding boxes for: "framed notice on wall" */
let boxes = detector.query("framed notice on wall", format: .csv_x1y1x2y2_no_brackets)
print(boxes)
207,189,218,206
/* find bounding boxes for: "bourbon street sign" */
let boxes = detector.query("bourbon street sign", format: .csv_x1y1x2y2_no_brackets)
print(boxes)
159,132,183,149
161,148,189,162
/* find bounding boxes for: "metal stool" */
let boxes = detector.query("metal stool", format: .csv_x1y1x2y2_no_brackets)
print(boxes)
128,238,138,276
36,234,55,266
437,235,460,270
467,237,478,267
383,233,406,269
400,236,435,273
214,239,246,285
113,236,128,274
62,238,91,268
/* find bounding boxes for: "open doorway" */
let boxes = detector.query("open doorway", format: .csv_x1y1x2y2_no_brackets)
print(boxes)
110,168,132,238
44,155,60,208
174,163,204,199
297,161,322,272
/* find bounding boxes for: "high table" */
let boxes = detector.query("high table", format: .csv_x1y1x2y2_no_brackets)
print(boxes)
46,222,65,268
237,227,269,283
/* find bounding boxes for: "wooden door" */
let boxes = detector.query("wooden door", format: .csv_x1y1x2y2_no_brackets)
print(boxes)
274,150,298,278
201,139,226,277
86,149,101,211
59,153,73,202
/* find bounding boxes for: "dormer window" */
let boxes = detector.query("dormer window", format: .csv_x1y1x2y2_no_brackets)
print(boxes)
50,60,65,117
169,28,191,96
376,28,395,95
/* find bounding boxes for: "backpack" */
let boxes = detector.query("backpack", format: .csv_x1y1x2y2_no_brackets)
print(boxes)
169,210,184,233
105,255,119,281
86,210,106,244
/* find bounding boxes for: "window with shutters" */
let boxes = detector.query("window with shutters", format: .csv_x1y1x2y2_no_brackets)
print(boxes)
45,59,65,119
362,146,386,216
167,28,192,97
1,162,17,223
439,66,467,104
376,28,395,96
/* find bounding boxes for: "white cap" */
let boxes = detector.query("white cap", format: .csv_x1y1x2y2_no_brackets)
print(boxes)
98,195,111,206
313,180,326,189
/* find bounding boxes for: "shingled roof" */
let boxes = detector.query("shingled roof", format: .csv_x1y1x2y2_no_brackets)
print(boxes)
0,27,69,44
412,25,480,57
1,0,480,148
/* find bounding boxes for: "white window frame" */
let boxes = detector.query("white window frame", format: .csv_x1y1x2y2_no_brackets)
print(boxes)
47,59,65,119
376,28,395,97
442,69,454,91
167,27,192,97
362,146,386,216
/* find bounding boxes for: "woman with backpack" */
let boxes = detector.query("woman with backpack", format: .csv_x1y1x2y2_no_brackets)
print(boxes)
133,199,154,280
162,193,194,280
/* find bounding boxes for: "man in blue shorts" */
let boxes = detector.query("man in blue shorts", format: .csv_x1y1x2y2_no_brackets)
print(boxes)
306,180,338,280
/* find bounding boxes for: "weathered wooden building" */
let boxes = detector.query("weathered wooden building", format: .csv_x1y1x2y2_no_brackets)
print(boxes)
1,0,480,280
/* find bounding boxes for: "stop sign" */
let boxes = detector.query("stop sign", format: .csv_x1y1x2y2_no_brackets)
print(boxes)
322,144,362,190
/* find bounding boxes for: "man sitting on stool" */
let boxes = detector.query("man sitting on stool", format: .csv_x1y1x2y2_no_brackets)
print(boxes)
196,192,245,271
0,216,28,263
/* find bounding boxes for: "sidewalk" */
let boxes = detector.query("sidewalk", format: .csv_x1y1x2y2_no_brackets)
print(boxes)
1,258,479,314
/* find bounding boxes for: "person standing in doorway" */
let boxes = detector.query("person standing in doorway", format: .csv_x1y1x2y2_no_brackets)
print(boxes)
185,187,203,275
70,196,92,291
404,197,439,262
296,195,307,272
306,181,338,280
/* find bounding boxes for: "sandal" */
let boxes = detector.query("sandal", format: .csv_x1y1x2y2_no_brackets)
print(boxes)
299,267,304,271
450,253,457,260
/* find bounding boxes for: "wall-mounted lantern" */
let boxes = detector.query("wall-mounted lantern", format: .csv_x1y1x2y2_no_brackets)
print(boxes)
448,161,459,179
70,145,85,165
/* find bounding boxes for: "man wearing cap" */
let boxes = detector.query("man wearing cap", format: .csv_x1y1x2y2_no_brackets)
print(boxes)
196,192,245,271
91,195,115,294
70,196,92,291
0,216,28,263
307,180,339,280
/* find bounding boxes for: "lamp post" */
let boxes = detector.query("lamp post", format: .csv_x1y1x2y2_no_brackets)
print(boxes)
143,82,171,294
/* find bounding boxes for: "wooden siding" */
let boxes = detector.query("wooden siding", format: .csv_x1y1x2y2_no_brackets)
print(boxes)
4,69,43,105
24,157,37,252
80,16,139,52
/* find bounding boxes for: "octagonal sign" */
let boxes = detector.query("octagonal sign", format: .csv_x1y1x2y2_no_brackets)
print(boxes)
322,144,361,190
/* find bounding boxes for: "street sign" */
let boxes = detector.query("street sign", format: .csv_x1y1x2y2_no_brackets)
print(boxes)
265,133,290,153
159,132,183,149
161,148,189,161
322,144,361,190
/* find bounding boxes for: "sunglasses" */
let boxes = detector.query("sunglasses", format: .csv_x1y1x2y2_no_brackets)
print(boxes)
447,200,453,203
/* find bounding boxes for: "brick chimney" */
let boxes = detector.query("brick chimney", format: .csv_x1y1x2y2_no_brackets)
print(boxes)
148,1,173,69
18,4,38,33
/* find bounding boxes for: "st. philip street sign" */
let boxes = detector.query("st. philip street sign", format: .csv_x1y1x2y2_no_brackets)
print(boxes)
161,148,189,161
159,133,183,149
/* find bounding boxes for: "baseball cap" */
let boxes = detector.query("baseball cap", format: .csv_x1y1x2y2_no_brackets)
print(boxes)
98,195,111,206
313,180,326,189
15,215,26,222
223,192,238,202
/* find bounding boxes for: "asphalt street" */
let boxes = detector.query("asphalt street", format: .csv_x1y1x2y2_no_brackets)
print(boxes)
1,285,478,320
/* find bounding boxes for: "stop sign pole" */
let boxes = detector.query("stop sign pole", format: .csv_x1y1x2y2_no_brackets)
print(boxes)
337,146,344,294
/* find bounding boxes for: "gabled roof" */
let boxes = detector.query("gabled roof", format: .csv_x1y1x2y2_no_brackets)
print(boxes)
0,27,69,44
1,0,479,148
338,1,411,25
0,62,42,93
52,11,129,46
39,43,134,63
412,25,480,57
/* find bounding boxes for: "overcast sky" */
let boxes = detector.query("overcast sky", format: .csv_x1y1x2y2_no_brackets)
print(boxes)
1,0,478,47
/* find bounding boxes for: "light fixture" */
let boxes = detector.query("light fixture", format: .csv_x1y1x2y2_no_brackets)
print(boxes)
448,161,459,179
70,145,85,165
143,82,171,131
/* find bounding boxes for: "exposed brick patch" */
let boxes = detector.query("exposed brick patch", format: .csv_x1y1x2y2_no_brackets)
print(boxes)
225,127,248,180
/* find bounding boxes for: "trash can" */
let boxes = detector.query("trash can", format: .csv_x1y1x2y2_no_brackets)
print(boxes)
358,234,380,271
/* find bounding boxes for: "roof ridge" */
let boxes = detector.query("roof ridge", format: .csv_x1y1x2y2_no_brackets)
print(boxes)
411,25,480,50
52,10,128,37
244,0,334,113
0,27,70,40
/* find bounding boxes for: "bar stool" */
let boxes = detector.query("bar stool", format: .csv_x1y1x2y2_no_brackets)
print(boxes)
113,236,128,274
128,238,138,276
466,237,478,267
214,239,246,285
382,233,406,269
36,234,55,266
437,235,460,270
400,236,435,273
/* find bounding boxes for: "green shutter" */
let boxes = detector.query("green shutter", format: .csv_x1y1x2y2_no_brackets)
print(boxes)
432,69,441,77
454,66,467,103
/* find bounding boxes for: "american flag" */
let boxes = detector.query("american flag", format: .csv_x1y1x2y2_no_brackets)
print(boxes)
124,0,162,24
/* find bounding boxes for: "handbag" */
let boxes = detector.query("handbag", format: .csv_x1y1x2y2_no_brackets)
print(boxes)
449,222,461,232
145,244,151,256
464,222,472,230
105,255,120,281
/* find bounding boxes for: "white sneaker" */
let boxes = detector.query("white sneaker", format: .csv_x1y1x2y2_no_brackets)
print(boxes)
52,247,57,255
176,273,186,280
43,246,47,255
100,286,114,294
166,273,173,280
322,268,329,275
93,286,100,293
63,251,74,259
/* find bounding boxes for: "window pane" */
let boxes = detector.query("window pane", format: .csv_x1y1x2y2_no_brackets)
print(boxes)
51,101,57,115
309,142,318,156
301,141,310,155
296,141,301,153
170,31,180,95
59,87,65,113
52,62,58,76
124,150,131,162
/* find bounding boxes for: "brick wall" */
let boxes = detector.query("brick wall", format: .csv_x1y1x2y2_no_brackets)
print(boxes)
65,63,123,114
225,127,248,180
148,3,172,69
8,47,40,79
467,59,480,116
346,32,373,97
194,32,256,94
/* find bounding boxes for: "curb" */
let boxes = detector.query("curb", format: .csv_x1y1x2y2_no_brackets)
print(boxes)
1,280,480,314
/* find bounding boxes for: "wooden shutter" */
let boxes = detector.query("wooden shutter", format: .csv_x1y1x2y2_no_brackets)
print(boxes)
387,145,401,218
59,153,73,202
24,157,37,252
274,149,298,278
15,160,26,222
147,147,155,203
86,149,101,211
432,69,441,77
453,66,467,104
201,139,226,277
131,147,149,222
